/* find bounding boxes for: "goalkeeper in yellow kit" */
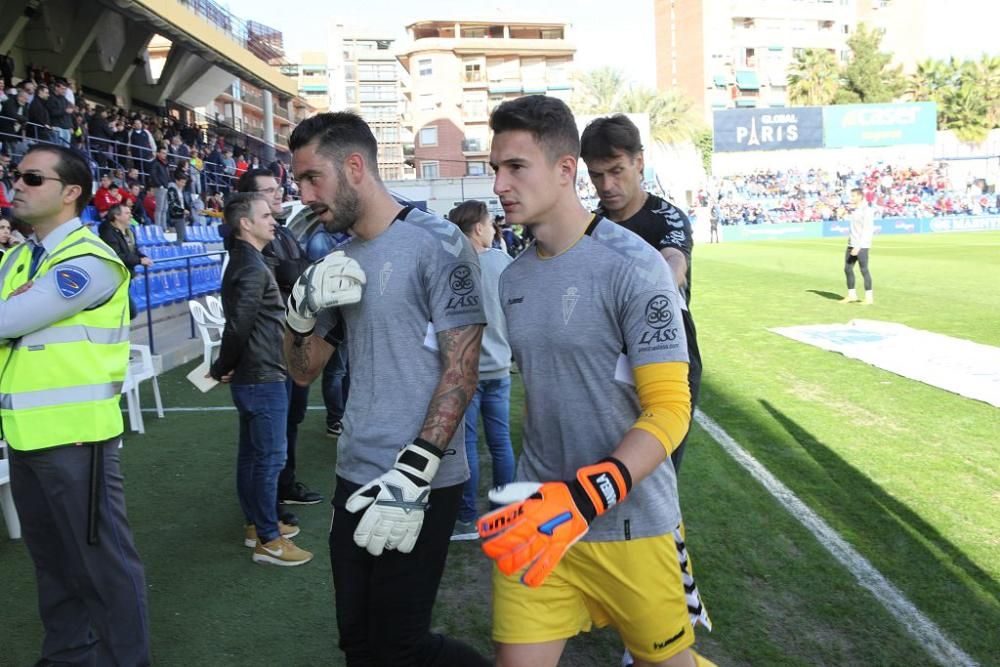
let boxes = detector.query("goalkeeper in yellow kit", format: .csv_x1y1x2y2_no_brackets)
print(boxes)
479,95,715,667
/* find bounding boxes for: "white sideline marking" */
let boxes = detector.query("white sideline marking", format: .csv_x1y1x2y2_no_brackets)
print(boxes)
694,408,977,667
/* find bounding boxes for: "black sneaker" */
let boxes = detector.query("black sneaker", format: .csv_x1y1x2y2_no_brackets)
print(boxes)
280,481,323,505
279,510,299,526
326,421,343,439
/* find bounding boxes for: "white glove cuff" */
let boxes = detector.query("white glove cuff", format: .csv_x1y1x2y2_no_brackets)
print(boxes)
285,307,316,336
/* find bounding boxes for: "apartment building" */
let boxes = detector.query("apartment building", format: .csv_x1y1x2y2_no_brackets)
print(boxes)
654,0,925,119
396,19,575,178
283,27,407,180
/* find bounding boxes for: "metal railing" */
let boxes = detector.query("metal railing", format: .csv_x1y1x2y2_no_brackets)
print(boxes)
137,249,227,355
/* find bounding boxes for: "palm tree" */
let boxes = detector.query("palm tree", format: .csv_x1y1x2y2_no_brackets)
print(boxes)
787,48,839,106
940,80,990,144
572,66,628,114
906,59,949,102
620,87,703,145
571,68,705,145
972,54,1000,128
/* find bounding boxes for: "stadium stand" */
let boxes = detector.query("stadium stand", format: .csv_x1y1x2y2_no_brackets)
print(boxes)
712,163,999,225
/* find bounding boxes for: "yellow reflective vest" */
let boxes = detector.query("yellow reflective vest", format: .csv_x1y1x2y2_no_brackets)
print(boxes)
0,226,130,451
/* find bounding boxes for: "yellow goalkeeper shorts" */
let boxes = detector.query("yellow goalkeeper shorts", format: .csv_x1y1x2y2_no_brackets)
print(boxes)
491,526,712,663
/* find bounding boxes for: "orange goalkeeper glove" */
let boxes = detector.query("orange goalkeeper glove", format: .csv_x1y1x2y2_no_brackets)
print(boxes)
477,457,632,587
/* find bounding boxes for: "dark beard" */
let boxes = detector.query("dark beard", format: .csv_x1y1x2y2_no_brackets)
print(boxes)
323,171,361,233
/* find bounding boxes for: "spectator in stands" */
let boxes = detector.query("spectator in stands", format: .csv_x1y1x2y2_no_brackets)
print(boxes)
189,146,204,196
205,144,223,193
209,192,313,567
150,146,171,228
0,216,17,258
27,83,51,141
166,166,189,244
169,134,189,163
45,79,73,146
92,174,121,217
99,202,152,319
234,152,249,179
222,148,236,188
87,107,115,171
0,86,28,155
128,117,153,170
121,166,139,189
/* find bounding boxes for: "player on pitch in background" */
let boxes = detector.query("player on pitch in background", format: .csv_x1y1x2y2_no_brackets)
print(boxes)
478,95,715,667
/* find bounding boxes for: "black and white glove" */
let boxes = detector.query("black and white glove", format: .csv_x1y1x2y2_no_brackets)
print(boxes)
285,251,366,335
344,439,442,556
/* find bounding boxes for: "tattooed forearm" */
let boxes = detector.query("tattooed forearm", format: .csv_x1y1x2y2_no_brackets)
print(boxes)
419,323,484,449
283,329,332,386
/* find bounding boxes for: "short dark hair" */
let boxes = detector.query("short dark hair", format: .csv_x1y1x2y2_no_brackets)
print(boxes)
173,167,188,181
448,200,488,236
106,203,128,221
23,144,91,214
851,187,864,197
489,95,579,164
223,192,266,238
288,111,379,177
580,114,644,162
236,168,276,193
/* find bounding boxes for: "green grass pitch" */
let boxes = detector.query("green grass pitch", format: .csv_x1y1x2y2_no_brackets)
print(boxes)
2,231,997,665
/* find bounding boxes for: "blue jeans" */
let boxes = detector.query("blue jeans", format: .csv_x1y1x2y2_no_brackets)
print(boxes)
459,376,515,523
231,382,289,543
322,345,350,428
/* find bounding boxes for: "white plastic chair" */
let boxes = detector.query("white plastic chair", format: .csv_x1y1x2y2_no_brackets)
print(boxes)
121,344,164,435
188,300,224,367
0,440,21,539
205,295,225,323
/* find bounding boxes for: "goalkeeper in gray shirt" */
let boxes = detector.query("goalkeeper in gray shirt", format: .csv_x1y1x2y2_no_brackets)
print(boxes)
281,112,490,667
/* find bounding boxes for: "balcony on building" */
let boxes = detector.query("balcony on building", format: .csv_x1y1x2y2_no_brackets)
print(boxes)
397,19,575,71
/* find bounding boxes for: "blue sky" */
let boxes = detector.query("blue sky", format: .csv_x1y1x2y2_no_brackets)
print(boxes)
227,0,996,89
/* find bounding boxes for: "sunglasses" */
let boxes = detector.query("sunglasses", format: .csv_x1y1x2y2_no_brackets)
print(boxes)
12,170,66,187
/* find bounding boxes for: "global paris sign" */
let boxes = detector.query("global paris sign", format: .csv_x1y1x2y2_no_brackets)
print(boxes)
713,107,824,152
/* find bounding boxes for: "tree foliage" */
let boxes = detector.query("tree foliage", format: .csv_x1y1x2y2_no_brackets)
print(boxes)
787,48,839,106
834,23,905,103
572,68,705,145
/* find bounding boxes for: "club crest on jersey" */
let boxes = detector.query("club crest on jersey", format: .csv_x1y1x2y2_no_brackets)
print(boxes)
562,286,579,324
379,261,392,295
55,265,91,298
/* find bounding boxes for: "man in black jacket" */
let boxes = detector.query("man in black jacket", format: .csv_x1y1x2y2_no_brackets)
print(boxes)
99,203,152,319
45,80,73,146
0,87,29,155
210,193,313,566
236,168,321,514
27,84,51,141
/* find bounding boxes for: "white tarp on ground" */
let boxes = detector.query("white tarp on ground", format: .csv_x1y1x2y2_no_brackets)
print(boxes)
770,319,1000,408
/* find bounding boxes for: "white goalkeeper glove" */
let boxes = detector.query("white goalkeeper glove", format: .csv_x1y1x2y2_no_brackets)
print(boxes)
286,251,366,335
344,439,442,556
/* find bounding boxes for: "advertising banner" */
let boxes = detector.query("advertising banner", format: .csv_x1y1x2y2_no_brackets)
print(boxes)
822,218,921,237
822,103,937,147
713,108,824,152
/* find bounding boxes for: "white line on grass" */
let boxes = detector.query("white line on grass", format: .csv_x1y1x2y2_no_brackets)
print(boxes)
694,408,978,667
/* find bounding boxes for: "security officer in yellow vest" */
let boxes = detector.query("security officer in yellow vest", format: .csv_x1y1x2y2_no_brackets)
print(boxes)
0,144,151,666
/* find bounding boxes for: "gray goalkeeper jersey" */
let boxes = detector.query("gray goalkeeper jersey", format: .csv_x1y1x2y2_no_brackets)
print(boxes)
316,206,486,489
499,216,689,541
